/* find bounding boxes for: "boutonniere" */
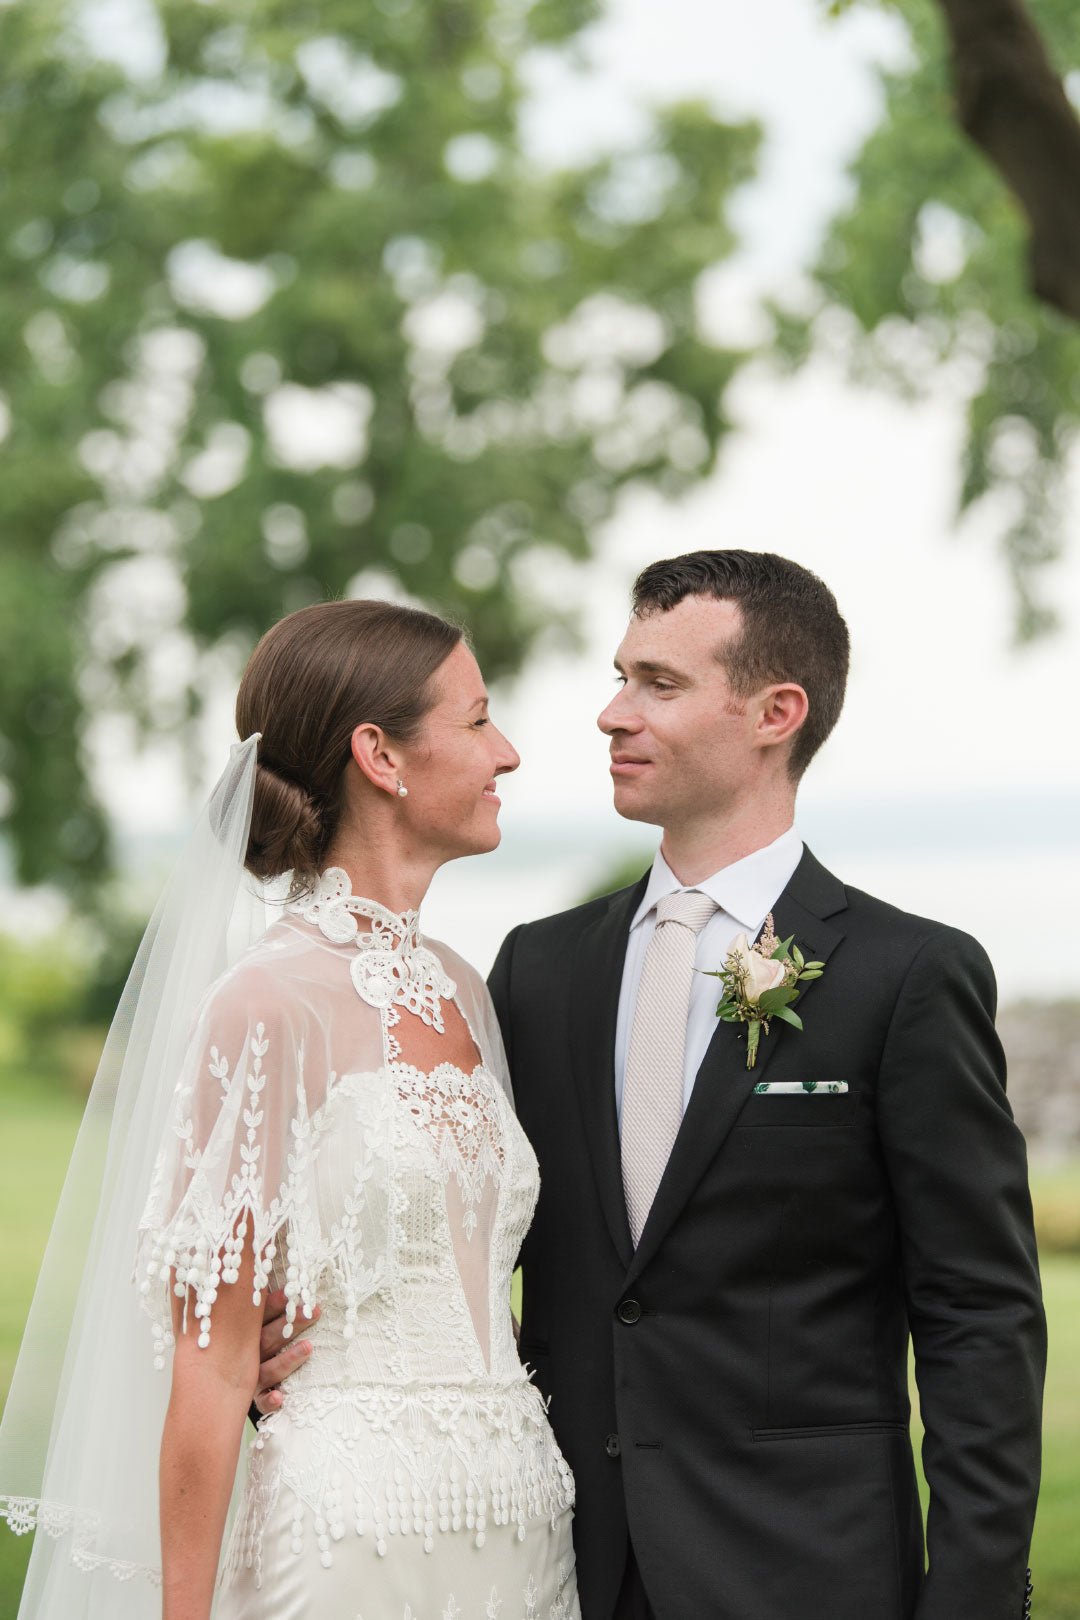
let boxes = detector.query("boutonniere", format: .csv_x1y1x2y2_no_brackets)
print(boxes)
703,915,825,1070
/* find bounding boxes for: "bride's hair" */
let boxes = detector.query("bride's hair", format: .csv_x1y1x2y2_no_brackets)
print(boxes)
236,599,462,889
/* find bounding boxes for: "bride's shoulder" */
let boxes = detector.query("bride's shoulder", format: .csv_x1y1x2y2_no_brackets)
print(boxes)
194,920,314,1031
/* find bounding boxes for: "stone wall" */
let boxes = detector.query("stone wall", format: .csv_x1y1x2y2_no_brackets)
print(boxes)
1000,1001,1080,1163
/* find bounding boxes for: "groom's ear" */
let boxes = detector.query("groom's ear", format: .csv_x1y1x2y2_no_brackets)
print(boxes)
753,683,809,755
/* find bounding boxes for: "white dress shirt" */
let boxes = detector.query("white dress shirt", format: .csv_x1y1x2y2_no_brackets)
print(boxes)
614,826,804,1128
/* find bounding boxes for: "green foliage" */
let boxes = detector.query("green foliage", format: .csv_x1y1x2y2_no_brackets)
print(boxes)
0,934,85,1032
782,0,1080,639
579,848,653,903
0,910,147,1093
0,930,105,1095
0,0,760,901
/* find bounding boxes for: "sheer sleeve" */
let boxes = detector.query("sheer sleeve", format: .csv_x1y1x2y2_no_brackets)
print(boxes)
135,954,335,1362
431,940,515,1110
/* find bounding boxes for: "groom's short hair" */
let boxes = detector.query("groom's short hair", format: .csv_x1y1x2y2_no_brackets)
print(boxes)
632,550,850,780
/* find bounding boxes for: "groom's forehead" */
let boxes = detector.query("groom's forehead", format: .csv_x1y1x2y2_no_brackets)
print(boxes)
615,596,742,665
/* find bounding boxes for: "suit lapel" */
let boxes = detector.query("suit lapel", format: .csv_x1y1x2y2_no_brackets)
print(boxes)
568,876,648,1271
623,848,849,1288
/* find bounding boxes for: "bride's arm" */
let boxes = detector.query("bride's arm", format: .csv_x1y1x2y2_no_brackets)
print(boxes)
159,1235,263,1620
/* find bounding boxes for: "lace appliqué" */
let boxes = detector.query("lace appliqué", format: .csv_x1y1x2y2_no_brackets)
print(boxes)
394,1061,505,1240
223,1381,575,1584
289,868,455,1057
137,1028,390,1353
394,1568,574,1620
0,1496,162,1585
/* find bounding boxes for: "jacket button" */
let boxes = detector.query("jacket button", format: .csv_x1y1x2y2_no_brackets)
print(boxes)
617,1298,642,1325
605,1433,621,1458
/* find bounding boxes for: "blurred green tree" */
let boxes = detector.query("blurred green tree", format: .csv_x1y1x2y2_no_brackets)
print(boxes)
781,0,1080,639
0,0,760,899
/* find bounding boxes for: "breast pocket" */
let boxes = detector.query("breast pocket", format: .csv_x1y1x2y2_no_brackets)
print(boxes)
736,1083,859,1127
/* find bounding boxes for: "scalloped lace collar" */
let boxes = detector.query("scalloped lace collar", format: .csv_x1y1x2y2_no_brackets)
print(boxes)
287,867,455,1028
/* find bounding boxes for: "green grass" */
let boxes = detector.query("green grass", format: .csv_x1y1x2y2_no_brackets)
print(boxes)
906,1253,1080,1620
0,1082,84,1609
2,1085,1079,1614
1016,1255,1080,1617
1030,1158,1080,1255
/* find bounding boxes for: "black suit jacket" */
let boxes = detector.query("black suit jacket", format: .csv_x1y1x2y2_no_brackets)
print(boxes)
488,848,1045,1620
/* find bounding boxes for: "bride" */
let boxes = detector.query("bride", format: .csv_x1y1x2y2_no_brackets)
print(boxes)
0,599,579,1620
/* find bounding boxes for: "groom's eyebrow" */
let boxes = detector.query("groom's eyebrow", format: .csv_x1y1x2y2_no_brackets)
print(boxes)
616,657,688,681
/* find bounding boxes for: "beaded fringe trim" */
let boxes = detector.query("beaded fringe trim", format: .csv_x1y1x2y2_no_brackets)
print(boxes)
224,1382,576,1588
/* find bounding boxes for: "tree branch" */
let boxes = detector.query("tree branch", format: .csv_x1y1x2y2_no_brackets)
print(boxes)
934,0,1080,320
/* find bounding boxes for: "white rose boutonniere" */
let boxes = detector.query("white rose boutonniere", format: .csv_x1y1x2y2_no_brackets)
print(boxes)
703,914,825,1069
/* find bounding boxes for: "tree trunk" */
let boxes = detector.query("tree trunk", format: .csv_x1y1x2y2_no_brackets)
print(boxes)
934,0,1080,321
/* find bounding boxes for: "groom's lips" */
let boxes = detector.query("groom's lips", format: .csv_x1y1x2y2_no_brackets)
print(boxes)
610,754,652,776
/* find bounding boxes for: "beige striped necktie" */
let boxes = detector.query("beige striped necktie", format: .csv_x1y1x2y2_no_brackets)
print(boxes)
621,888,719,1247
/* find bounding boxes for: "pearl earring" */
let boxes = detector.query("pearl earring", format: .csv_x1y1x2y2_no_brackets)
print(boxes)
396,780,408,798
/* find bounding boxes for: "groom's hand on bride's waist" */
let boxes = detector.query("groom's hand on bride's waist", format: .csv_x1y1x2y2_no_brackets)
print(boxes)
249,1288,321,1420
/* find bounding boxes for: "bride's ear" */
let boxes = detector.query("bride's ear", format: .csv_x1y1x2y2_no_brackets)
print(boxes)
348,723,404,797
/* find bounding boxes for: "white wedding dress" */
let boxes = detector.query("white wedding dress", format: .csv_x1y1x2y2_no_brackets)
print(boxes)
136,869,578,1620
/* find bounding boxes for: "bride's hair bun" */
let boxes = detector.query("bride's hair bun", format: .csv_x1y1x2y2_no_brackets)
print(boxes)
246,762,325,882
235,599,463,894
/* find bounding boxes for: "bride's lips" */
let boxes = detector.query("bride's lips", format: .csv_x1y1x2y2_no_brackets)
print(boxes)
609,754,652,777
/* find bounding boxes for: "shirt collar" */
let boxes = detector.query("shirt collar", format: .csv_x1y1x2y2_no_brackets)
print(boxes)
630,826,804,934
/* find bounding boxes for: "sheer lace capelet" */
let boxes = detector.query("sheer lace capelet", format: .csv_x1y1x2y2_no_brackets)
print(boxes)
135,868,516,1367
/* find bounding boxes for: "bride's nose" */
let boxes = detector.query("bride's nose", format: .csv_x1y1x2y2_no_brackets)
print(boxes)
494,731,520,775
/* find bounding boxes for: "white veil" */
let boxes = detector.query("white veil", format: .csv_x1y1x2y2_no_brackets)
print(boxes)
0,734,267,1617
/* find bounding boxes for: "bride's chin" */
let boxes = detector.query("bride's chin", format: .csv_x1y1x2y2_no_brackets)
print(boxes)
451,823,502,859
478,825,502,853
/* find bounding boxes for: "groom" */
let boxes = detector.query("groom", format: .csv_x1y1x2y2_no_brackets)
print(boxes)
485,551,1044,1620
257,550,1044,1619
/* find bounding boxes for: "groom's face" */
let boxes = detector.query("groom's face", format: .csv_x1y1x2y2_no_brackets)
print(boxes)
597,595,762,829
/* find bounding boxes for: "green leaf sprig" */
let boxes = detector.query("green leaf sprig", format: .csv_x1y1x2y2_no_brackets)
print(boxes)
703,914,825,1069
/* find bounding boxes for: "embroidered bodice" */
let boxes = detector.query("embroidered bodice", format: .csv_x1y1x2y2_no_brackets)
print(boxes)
136,871,573,1583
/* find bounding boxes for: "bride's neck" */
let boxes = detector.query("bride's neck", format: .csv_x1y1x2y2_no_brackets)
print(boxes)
321,827,439,916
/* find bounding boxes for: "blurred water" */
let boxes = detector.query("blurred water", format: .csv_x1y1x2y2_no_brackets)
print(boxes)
422,794,1080,1002
4,794,1075,1005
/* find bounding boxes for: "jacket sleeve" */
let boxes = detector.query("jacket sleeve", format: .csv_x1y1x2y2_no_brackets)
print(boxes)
875,926,1045,1620
487,924,522,1074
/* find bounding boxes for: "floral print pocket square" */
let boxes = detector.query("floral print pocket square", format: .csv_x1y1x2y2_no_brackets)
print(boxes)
751,1080,850,1095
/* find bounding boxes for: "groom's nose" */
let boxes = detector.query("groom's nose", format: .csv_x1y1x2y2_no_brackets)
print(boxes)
597,690,641,735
